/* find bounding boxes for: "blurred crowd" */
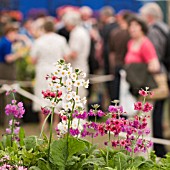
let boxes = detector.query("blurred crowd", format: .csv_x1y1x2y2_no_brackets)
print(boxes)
0,3,170,157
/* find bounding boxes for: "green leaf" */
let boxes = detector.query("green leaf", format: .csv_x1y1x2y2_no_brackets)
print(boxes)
66,156,80,166
138,160,154,170
2,135,12,148
149,151,157,163
50,136,86,169
104,167,116,170
19,127,25,146
126,167,138,170
24,136,37,150
29,166,41,170
68,137,86,159
38,158,52,170
113,152,130,170
82,157,105,167
132,156,146,168
50,138,67,168
0,141,4,150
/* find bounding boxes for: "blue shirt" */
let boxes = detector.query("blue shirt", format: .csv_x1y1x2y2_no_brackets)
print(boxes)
0,36,12,63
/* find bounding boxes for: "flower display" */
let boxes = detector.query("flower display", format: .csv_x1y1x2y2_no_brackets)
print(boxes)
1,59,166,170
40,60,153,155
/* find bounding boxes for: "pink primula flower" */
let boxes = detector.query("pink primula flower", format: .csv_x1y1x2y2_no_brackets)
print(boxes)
139,89,148,97
134,102,143,111
143,102,153,112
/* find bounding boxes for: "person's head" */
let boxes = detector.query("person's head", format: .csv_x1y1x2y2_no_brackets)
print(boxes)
43,19,55,33
62,11,81,31
139,3,163,24
80,6,93,21
22,19,33,30
31,18,45,38
116,10,134,29
99,6,115,24
127,15,148,39
4,24,18,42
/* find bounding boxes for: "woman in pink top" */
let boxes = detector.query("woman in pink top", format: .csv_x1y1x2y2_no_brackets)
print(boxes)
125,16,160,73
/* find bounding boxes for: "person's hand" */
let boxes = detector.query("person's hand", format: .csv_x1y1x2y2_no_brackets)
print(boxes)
5,54,17,63
17,34,32,47
5,53,21,63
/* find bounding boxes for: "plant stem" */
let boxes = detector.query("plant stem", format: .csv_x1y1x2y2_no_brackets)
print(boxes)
48,107,55,163
91,133,94,145
66,100,75,160
77,119,80,139
95,115,97,123
109,131,111,142
11,116,15,147
106,146,109,167
39,113,51,138
10,92,16,147
76,87,78,95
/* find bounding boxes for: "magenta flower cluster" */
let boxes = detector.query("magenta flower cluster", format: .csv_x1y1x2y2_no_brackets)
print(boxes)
57,89,154,154
42,89,62,99
0,164,27,170
5,100,25,119
134,102,153,112
41,107,51,115
5,120,21,142
72,110,88,119
88,109,105,117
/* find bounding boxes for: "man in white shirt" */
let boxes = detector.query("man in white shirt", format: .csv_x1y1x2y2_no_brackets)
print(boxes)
63,11,91,98
63,11,90,74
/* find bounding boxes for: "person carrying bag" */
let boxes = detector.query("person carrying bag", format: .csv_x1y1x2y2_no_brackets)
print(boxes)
124,16,166,98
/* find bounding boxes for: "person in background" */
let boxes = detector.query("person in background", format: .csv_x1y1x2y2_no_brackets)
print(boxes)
125,16,160,73
19,19,34,42
0,24,21,126
0,24,20,77
80,6,102,105
140,3,169,157
30,19,70,130
56,6,79,42
109,11,133,101
80,6,93,30
63,11,91,99
0,14,12,37
80,6,101,74
31,17,46,39
99,6,118,102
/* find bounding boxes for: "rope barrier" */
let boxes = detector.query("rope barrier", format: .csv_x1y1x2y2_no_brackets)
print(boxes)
0,83,170,146
0,74,115,88
89,74,114,84
1,84,47,106
0,80,33,88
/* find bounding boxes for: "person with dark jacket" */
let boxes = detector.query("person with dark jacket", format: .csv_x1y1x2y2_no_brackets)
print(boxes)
140,2,170,157
99,6,118,102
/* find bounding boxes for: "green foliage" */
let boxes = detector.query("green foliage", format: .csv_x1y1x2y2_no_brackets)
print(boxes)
1,131,170,169
50,136,86,169
2,135,12,148
19,127,25,146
